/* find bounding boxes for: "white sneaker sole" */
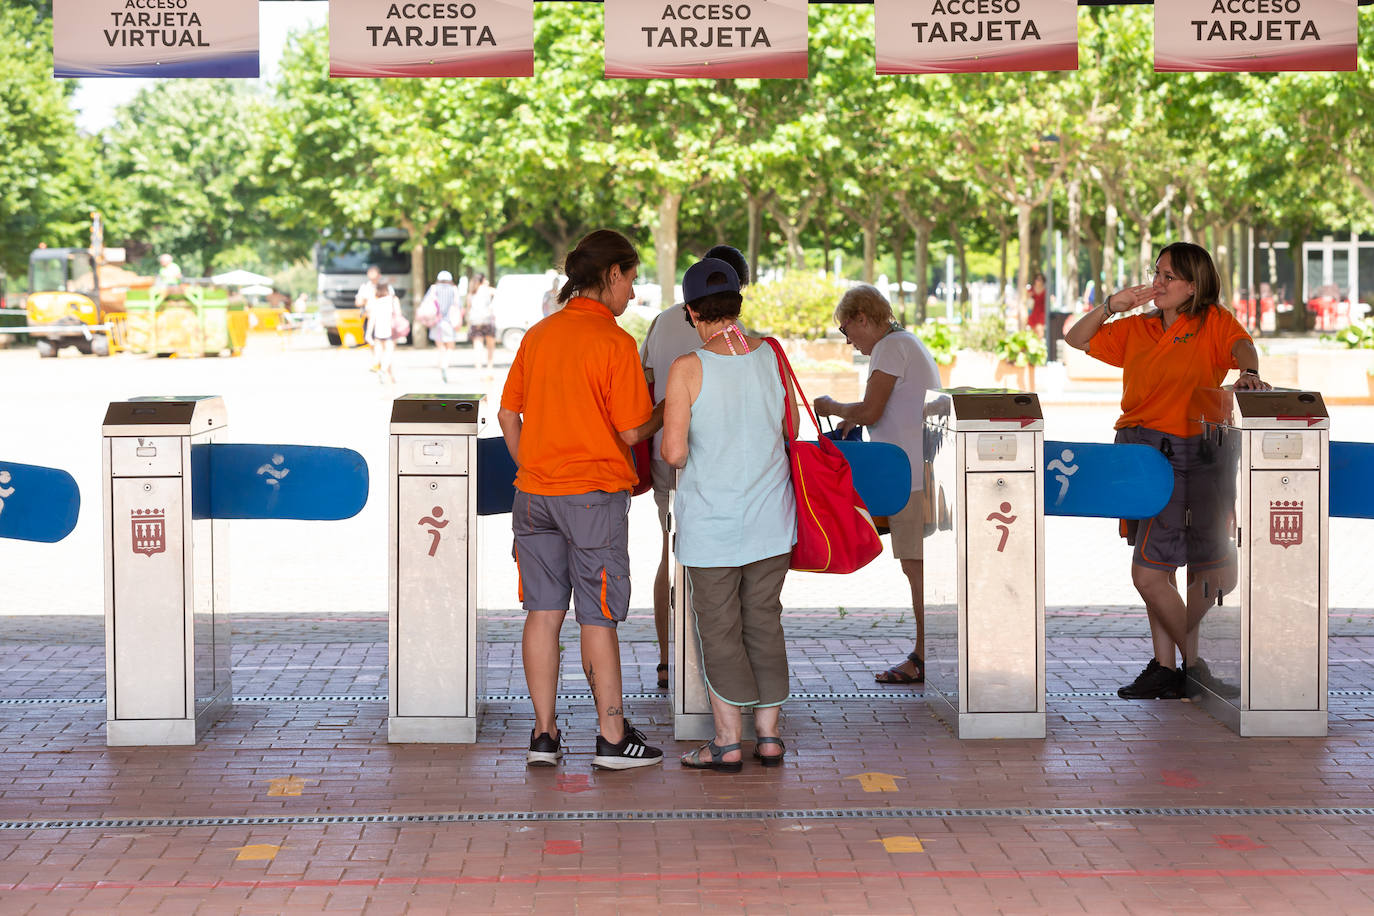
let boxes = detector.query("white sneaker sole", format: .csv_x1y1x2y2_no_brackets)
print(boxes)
591,754,663,770
527,750,562,766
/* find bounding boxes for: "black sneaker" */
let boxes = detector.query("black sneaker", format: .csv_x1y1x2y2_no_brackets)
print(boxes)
527,730,562,767
1117,659,1183,699
591,721,663,770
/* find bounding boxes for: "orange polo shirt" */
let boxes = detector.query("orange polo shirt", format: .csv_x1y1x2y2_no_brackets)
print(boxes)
501,296,653,495
1088,307,1250,438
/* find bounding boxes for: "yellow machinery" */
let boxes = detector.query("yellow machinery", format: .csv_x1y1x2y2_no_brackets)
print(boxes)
25,247,125,357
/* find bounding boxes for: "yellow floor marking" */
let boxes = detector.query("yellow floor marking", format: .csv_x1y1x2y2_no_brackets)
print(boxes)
846,772,904,792
875,836,925,853
267,776,307,796
233,844,282,861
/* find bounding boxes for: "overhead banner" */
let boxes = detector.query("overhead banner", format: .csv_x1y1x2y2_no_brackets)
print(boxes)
1155,0,1357,72
52,0,259,78
604,0,808,79
330,0,534,78
875,0,1078,73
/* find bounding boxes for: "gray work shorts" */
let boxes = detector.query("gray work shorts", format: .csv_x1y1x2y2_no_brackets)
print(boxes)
512,489,631,628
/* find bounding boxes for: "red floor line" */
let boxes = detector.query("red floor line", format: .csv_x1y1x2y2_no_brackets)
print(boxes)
9,866,1374,892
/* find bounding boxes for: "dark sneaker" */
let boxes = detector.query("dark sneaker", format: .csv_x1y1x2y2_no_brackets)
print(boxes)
591,721,663,770
1118,659,1183,699
527,730,562,767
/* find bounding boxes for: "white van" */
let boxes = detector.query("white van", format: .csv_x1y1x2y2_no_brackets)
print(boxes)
491,273,563,350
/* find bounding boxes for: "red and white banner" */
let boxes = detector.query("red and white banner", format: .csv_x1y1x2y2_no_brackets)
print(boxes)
53,0,258,78
604,0,808,79
329,0,533,78
875,0,1077,74
1155,0,1357,72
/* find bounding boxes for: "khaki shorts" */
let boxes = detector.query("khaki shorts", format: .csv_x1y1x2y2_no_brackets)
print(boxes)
651,458,675,531
886,492,925,560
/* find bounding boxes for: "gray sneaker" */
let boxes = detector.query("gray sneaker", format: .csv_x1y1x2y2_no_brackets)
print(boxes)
527,730,562,767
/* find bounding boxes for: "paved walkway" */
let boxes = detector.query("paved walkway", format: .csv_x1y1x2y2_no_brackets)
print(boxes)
4,607,1374,913
6,341,1374,912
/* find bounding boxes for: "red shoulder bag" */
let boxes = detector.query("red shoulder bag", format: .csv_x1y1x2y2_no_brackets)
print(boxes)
763,337,882,575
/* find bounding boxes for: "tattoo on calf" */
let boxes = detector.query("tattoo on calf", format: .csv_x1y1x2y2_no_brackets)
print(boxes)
606,706,623,718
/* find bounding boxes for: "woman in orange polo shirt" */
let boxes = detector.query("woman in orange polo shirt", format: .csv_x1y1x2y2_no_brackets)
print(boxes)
1065,242,1270,700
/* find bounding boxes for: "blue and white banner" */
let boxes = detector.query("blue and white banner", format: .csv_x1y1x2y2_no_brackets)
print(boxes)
53,0,259,78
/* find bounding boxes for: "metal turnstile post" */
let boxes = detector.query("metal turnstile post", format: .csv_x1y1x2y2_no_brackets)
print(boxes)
1193,389,1328,737
923,390,1046,739
388,394,485,743
103,396,230,747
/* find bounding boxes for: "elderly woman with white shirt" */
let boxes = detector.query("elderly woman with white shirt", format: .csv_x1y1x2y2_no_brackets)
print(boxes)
662,257,798,773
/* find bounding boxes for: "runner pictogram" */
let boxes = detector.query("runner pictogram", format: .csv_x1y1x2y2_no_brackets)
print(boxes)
1046,448,1078,506
418,506,450,557
256,453,290,488
1270,499,1303,548
131,508,167,557
0,469,13,518
986,502,1017,552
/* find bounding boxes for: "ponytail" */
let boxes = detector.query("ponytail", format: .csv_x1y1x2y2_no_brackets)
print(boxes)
558,229,640,305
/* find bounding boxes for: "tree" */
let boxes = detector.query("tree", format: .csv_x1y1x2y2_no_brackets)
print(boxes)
0,2,103,277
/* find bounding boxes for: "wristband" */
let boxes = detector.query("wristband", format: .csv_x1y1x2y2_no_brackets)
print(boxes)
1241,368,1259,376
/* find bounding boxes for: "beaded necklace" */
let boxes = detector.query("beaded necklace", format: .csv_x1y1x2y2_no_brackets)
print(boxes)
703,323,751,355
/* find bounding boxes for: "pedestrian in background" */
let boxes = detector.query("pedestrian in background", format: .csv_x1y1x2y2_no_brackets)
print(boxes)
420,270,462,383
498,229,665,771
364,279,401,384
1064,241,1269,700
663,257,797,772
813,285,941,686
466,273,498,374
639,244,751,690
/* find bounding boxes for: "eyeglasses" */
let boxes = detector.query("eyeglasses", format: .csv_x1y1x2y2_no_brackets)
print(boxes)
837,319,855,337
1152,268,1182,284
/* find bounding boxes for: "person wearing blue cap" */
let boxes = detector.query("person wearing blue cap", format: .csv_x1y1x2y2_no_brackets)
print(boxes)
661,257,799,772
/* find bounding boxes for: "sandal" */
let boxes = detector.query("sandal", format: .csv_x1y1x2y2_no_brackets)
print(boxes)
874,652,924,685
680,740,743,773
656,663,668,689
753,736,785,767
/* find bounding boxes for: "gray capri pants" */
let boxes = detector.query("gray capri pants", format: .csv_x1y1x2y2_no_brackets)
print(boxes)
685,553,791,708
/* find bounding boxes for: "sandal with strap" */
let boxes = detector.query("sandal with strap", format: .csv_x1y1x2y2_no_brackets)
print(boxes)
656,663,668,689
753,736,785,767
874,652,924,685
680,740,743,773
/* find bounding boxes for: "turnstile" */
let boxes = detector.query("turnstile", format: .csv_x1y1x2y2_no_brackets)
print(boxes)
103,396,230,746
388,395,485,743
924,390,1046,739
1192,388,1328,737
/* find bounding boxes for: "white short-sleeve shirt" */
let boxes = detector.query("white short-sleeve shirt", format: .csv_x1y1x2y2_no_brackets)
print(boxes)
639,305,703,461
867,329,940,493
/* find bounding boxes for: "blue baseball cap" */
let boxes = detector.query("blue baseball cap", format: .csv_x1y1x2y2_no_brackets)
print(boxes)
683,258,740,303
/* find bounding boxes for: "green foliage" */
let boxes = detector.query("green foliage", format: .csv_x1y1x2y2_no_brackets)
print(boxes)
994,329,1049,367
957,316,1008,354
0,3,103,277
742,273,851,340
1328,321,1374,350
912,321,956,365
617,312,652,348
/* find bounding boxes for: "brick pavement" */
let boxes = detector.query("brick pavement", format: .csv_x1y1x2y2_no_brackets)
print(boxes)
4,609,1374,913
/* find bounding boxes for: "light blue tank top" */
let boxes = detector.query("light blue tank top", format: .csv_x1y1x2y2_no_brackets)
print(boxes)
674,345,797,568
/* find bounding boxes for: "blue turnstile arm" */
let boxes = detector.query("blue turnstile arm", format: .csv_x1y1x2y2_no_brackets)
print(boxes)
0,460,80,543
477,436,518,517
197,444,369,520
1331,441,1374,519
1043,440,1173,519
830,440,911,517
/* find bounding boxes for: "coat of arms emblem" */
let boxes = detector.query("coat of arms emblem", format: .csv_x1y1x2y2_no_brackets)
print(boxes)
1269,499,1303,549
131,508,166,557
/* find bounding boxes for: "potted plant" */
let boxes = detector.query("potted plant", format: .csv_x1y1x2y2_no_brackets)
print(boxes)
993,328,1048,390
913,321,957,386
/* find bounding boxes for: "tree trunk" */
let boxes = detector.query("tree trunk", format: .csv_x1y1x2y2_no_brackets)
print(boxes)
997,221,1010,303
1102,199,1119,296
746,192,770,285
862,223,877,284
1016,202,1034,329
766,194,817,271
1289,223,1311,331
484,234,497,284
949,219,969,321
914,222,932,323
654,191,682,306
892,222,909,325
1209,222,1231,310
1065,177,1081,308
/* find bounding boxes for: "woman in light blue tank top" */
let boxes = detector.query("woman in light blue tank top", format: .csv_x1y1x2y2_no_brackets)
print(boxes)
662,257,798,773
